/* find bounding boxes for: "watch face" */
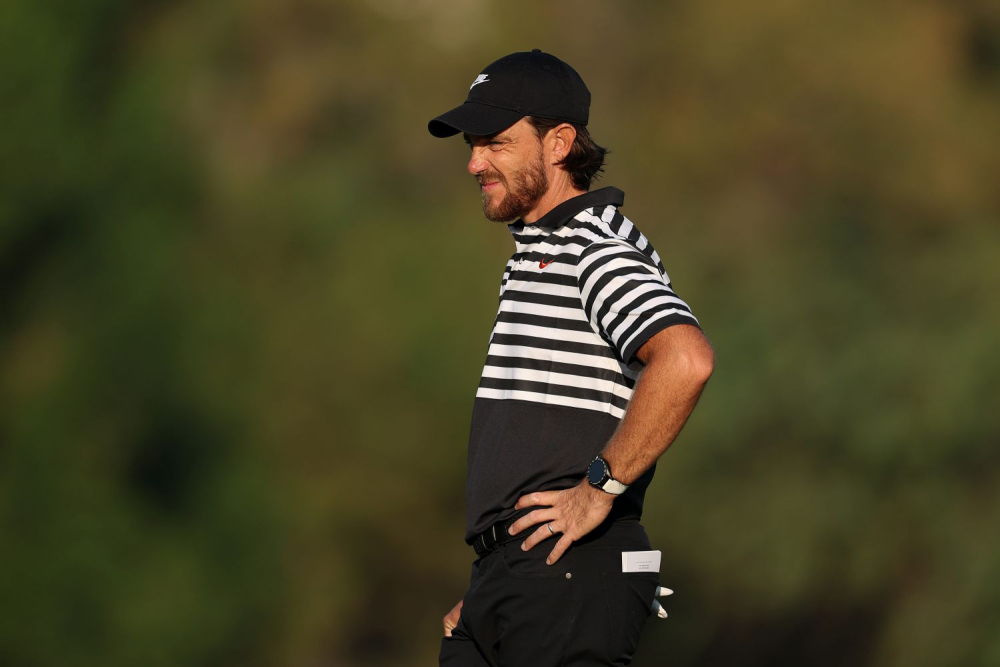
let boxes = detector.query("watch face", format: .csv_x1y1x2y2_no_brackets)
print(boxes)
587,457,606,485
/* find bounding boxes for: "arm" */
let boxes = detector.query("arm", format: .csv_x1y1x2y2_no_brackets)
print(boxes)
601,323,714,485
508,323,714,564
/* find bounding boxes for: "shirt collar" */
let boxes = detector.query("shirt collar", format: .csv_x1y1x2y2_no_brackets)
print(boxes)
507,187,625,240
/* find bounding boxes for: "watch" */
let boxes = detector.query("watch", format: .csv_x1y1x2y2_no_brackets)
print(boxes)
587,456,628,495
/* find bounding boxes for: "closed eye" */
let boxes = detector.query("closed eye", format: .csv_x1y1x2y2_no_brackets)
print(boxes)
463,135,506,149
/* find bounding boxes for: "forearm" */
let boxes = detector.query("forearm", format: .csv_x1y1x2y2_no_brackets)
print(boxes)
601,347,711,485
512,325,713,564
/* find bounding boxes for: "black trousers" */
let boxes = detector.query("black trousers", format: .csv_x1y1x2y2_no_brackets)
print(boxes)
439,518,660,667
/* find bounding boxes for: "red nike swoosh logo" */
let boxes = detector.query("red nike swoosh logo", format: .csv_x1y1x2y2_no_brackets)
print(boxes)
539,258,554,268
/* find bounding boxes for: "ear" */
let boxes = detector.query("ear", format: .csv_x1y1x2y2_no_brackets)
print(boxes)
545,123,577,165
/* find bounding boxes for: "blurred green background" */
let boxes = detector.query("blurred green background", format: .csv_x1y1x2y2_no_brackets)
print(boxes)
2,0,999,665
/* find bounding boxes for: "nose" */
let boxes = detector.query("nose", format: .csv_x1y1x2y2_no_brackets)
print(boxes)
467,148,488,176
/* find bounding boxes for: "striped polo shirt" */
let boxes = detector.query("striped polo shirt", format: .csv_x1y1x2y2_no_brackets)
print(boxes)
464,186,701,542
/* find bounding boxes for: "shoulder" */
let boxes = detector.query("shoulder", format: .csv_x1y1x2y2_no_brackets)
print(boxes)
572,203,630,241
562,204,639,255
566,205,663,274
569,204,672,281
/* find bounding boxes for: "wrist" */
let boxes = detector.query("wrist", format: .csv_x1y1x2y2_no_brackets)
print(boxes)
582,478,616,505
587,455,628,495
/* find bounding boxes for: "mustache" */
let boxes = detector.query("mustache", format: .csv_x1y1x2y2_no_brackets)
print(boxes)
476,170,505,186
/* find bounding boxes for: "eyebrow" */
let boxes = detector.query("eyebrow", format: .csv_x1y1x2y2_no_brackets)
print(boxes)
463,132,511,144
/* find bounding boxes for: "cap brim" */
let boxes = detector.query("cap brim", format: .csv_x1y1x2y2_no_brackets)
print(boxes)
427,102,524,138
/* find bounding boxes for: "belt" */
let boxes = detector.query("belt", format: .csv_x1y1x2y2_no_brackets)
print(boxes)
470,506,640,556
471,509,532,557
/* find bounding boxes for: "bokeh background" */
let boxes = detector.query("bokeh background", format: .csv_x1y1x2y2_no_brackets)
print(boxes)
2,0,999,665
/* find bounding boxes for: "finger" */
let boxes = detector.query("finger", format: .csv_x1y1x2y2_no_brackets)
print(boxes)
545,534,574,565
521,523,558,552
443,600,462,637
508,508,557,536
656,586,674,597
514,490,562,510
652,599,668,619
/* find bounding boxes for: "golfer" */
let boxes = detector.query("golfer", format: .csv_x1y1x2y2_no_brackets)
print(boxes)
429,49,714,666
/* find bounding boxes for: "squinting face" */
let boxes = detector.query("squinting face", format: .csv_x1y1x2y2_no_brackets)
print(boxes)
465,119,549,222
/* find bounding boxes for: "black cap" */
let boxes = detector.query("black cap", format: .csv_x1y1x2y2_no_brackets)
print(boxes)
428,49,590,138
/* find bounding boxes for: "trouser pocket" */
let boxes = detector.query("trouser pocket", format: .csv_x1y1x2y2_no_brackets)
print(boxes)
600,570,660,665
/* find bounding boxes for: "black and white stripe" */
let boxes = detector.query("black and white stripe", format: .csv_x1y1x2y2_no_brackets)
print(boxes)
477,201,699,419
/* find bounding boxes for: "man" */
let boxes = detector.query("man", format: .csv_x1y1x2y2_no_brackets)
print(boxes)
429,50,714,666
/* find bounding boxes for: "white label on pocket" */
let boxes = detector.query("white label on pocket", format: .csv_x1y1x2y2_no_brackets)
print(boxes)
622,550,661,573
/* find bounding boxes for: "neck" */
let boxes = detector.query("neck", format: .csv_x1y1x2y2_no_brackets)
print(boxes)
522,175,586,224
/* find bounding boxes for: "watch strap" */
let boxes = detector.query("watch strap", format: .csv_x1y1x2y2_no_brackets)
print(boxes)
600,477,628,495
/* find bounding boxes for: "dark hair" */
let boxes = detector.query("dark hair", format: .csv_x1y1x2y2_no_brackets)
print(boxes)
526,116,609,191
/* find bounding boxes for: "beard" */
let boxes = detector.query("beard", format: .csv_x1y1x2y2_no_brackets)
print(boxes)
477,150,549,223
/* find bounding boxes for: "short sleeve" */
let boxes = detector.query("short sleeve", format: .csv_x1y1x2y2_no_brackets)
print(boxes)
576,240,700,368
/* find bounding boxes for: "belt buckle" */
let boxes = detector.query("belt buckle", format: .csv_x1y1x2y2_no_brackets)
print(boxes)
474,519,509,556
